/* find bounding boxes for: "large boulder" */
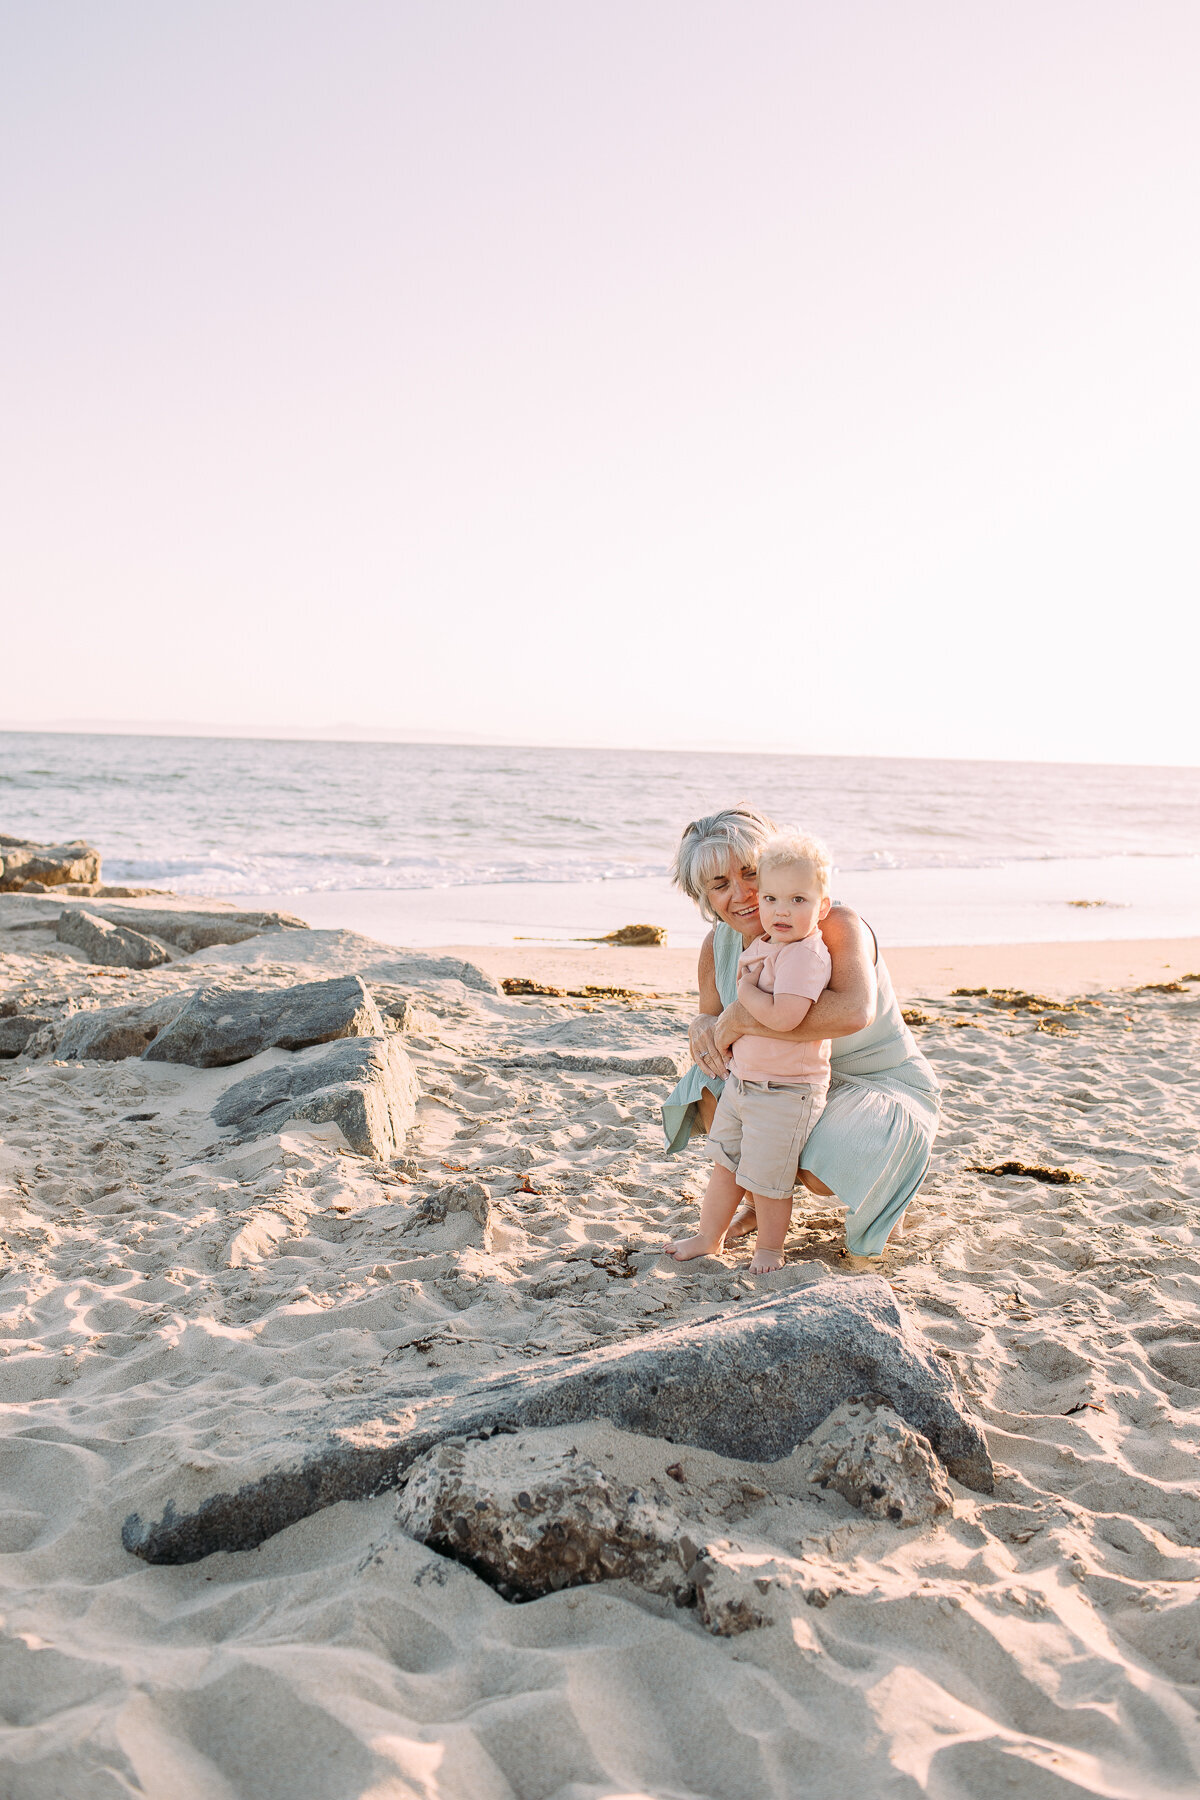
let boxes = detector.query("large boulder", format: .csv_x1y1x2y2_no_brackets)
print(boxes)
94,906,307,953
211,1034,418,1159
55,908,169,970
55,993,192,1062
0,835,100,891
144,975,383,1067
122,1276,992,1564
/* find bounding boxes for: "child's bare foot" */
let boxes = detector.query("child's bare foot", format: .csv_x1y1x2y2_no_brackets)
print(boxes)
664,1234,725,1261
726,1204,757,1241
748,1248,785,1273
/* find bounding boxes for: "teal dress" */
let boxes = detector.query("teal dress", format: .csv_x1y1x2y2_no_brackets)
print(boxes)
661,918,940,1257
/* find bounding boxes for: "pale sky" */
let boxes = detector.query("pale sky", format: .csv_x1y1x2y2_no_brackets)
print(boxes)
3,2,1198,763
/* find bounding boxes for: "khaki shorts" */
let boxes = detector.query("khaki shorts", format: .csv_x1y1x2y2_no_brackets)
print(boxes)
710,1076,827,1201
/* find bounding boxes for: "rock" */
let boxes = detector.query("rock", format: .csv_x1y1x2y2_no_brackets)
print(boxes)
0,1014,49,1057
416,1177,492,1227
144,975,384,1067
802,1400,954,1525
0,835,101,891
55,993,192,1062
598,924,667,947
55,908,170,970
498,1051,681,1077
122,1276,992,1564
93,905,307,953
411,1178,494,1248
96,885,172,898
211,1034,418,1160
395,1436,691,1603
691,1544,770,1636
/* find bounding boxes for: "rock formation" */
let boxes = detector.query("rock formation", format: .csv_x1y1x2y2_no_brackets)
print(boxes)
144,975,384,1067
55,908,170,970
211,1033,418,1160
395,1436,691,1604
53,993,193,1062
93,906,306,954
122,1276,991,1564
0,835,101,891
0,1010,50,1057
801,1399,954,1525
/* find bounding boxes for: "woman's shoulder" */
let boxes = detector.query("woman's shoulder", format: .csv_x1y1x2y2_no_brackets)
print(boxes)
822,902,873,954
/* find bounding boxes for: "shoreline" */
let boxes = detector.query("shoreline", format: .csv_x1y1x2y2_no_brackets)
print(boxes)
420,935,1200,1000
4,891,1196,1000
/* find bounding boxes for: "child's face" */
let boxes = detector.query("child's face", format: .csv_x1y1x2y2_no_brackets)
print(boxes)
756,859,830,942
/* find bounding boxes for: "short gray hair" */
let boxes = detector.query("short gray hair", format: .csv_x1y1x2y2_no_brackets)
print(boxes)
672,805,777,923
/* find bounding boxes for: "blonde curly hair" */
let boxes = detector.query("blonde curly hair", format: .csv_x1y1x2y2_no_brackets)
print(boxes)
757,830,832,893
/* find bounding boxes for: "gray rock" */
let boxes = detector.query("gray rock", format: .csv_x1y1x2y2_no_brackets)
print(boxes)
94,906,307,954
395,1436,690,1603
415,1178,492,1227
211,1034,418,1160
499,1051,681,1078
121,1276,992,1564
380,996,414,1031
0,1014,49,1057
0,835,101,891
55,993,192,1062
802,1399,954,1526
410,1178,494,1249
55,908,170,969
145,975,383,1067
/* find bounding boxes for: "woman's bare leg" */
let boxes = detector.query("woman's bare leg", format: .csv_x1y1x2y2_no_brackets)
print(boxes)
747,1193,792,1273
665,1162,742,1260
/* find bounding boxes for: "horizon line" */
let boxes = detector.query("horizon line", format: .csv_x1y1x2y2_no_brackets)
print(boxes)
0,719,1197,774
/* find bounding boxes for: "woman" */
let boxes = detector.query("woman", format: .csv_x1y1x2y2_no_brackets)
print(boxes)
661,805,939,1258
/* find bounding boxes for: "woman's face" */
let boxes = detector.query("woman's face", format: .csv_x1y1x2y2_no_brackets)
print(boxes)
703,854,762,938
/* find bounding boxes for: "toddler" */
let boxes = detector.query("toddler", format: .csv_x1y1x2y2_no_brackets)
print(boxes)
666,831,832,1273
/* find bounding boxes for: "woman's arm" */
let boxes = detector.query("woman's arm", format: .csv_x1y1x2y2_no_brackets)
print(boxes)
715,906,876,1051
687,930,730,1079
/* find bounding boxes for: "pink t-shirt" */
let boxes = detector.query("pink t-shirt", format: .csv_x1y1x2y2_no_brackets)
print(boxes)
730,930,832,1087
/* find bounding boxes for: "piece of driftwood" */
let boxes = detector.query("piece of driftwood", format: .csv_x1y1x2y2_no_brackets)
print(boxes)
122,1276,992,1565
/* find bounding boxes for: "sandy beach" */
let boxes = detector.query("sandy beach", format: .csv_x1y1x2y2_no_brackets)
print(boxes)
2,897,1199,1797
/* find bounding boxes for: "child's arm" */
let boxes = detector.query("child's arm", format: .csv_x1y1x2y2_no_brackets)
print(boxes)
735,973,814,1032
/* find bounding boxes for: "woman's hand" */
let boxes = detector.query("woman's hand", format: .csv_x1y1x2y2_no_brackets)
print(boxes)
688,1012,730,1080
714,1004,747,1055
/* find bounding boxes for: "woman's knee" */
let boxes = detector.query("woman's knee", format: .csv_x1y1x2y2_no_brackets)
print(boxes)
798,1167,834,1198
696,1087,718,1133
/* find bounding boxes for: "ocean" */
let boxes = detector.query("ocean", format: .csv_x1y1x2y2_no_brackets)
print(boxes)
2,731,1198,948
